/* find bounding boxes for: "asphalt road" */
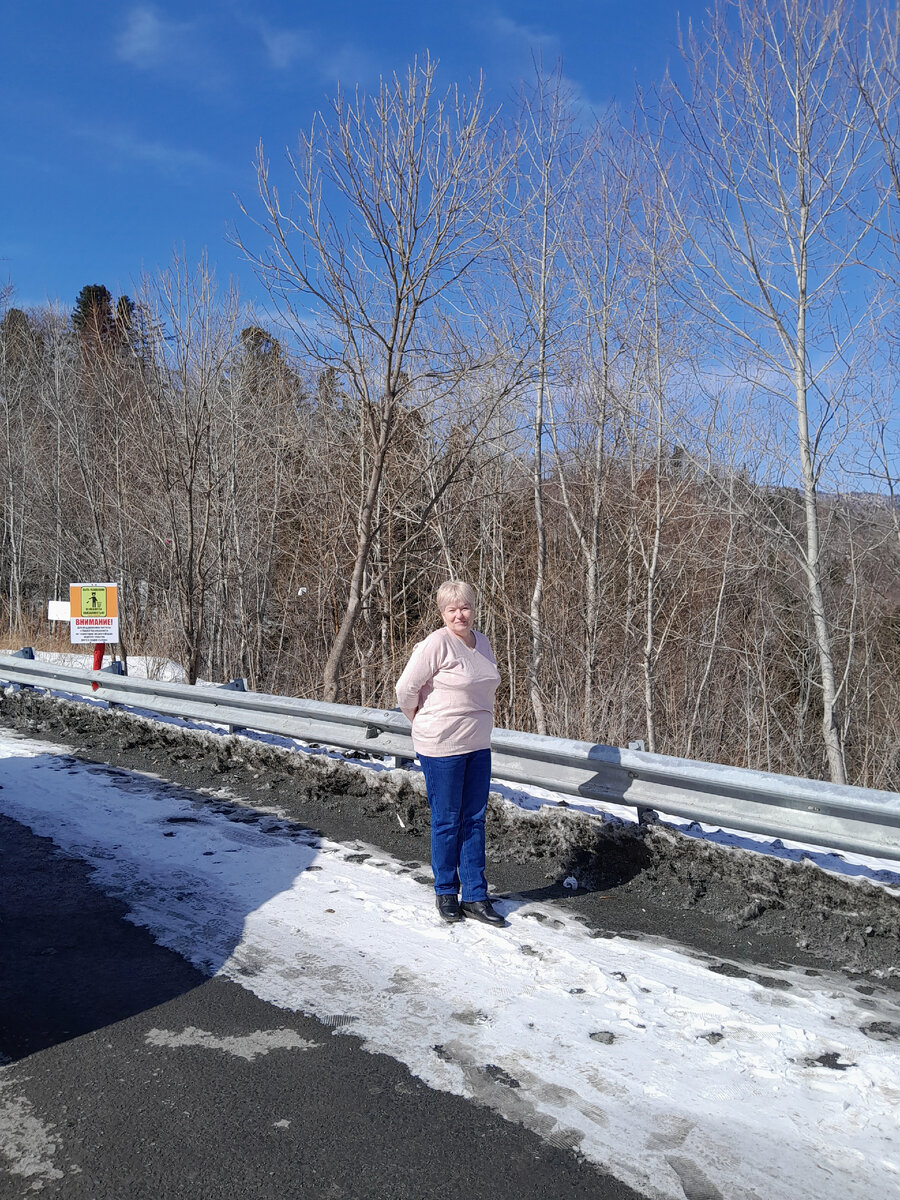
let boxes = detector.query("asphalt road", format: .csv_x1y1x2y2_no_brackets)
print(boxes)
0,814,641,1200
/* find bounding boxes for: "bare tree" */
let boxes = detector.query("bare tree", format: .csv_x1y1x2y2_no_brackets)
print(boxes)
654,0,883,782
237,56,496,701
0,307,42,629
494,63,587,734
135,254,240,684
850,4,900,547
547,113,642,738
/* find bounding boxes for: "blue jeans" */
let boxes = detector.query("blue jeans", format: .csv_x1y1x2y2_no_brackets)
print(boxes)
418,748,491,902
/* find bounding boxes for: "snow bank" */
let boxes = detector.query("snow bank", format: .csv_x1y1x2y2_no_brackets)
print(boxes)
1,687,898,982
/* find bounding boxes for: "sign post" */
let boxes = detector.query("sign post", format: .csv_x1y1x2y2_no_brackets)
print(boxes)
69,583,119,690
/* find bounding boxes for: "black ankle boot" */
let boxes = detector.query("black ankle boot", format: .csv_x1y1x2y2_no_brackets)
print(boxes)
460,899,505,926
436,894,462,922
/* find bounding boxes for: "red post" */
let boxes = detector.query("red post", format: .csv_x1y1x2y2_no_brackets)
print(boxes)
92,641,104,691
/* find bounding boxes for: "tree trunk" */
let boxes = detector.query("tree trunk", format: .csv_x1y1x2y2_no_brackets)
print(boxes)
322,429,391,702
527,174,551,736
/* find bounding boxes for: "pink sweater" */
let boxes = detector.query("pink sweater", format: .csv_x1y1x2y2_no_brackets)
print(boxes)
395,627,501,758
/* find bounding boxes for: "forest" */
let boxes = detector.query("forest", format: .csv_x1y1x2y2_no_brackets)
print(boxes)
1,0,899,789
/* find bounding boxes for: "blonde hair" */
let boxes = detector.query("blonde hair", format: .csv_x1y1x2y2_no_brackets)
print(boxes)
436,579,476,612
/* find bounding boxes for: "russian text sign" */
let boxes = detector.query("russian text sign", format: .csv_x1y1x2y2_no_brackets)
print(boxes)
69,583,119,645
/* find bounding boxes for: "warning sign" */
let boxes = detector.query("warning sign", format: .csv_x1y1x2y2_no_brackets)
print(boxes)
69,583,119,645
80,586,107,616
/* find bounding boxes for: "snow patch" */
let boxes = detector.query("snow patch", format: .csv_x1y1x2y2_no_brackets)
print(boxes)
144,1026,319,1060
0,1076,65,1188
0,651,186,683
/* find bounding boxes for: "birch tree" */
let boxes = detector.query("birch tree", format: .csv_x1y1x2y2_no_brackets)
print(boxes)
550,114,641,738
0,308,41,629
851,3,900,545
496,64,586,734
656,0,881,782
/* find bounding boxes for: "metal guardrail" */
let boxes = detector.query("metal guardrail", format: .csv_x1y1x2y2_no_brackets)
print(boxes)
0,652,898,863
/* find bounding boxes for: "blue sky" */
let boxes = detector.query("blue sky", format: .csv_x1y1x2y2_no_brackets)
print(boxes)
2,1,708,313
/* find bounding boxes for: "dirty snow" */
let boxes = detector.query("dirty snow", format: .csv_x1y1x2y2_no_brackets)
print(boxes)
0,727,897,1200
5,654,900,891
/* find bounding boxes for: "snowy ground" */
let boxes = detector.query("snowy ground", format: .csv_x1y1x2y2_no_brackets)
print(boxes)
0,725,897,1200
0,650,187,682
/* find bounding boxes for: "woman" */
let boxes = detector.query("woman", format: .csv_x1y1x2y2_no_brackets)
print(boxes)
395,580,504,926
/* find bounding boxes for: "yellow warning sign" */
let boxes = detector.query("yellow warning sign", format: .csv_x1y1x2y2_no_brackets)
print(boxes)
69,583,119,644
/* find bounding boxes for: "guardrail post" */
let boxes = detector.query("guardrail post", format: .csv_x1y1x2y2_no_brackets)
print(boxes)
387,707,414,770
7,647,36,693
628,740,659,826
101,659,126,708
219,677,249,734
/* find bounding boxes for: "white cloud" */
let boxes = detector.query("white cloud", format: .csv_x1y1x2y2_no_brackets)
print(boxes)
115,6,192,68
251,18,372,84
113,5,225,90
259,26,313,71
488,13,560,52
481,11,606,116
115,5,373,91
76,124,216,178
319,43,377,86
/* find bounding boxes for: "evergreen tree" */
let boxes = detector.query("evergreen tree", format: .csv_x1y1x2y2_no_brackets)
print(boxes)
72,284,114,341
0,308,33,359
239,325,290,403
115,294,135,336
